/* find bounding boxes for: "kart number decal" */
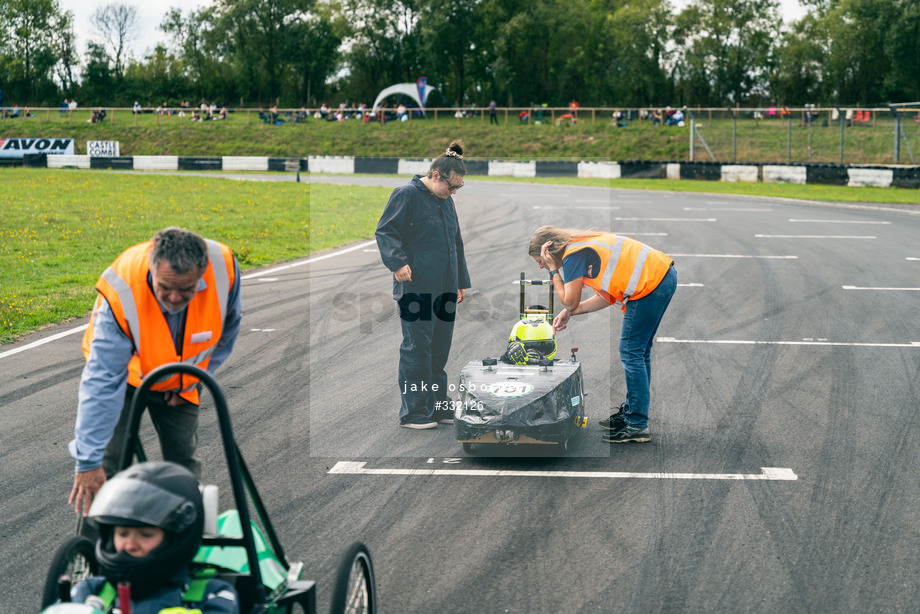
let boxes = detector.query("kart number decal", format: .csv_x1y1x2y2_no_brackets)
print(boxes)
487,382,534,397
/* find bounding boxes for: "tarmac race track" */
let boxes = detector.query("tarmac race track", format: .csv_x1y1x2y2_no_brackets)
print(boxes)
4,174,920,613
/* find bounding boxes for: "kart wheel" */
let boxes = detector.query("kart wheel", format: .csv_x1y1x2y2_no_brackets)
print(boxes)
41,535,98,608
329,541,376,614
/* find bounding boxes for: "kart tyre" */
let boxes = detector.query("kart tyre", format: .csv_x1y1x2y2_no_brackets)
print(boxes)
42,535,98,609
329,541,376,614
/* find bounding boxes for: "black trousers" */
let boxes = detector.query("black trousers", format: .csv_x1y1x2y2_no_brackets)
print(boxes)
396,292,457,423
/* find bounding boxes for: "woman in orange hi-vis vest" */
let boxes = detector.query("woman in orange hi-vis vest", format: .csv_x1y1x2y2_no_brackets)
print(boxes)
529,226,676,443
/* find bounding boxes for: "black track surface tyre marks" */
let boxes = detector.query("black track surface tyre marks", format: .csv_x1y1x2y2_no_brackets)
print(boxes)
0,363,84,407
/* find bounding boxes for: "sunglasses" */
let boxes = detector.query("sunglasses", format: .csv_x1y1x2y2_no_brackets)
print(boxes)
439,174,465,191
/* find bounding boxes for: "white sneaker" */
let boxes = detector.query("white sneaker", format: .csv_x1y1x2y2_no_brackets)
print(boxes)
400,420,438,430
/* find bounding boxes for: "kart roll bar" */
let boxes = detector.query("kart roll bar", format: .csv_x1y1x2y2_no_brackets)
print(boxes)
119,363,288,609
518,271,554,320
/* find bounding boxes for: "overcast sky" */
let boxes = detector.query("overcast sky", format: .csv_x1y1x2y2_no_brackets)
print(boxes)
58,0,807,62
57,0,214,58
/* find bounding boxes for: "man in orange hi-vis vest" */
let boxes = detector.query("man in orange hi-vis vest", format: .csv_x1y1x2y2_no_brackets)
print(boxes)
529,226,676,444
69,227,242,515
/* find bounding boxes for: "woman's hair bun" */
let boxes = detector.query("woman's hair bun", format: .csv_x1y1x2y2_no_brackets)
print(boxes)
448,140,464,157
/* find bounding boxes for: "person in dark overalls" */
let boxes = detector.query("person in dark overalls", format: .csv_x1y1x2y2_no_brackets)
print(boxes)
376,140,471,428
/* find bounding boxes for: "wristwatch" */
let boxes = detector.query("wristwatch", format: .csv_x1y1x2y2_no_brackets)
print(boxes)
549,269,559,277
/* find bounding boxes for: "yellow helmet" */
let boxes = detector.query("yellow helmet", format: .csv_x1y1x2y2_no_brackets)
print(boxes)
508,316,556,359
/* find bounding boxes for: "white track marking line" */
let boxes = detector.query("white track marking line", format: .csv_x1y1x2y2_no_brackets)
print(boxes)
842,285,920,291
669,254,798,259
678,283,705,287
328,461,797,481
684,207,772,212
532,206,619,210
754,234,876,239
616,217,716,222
657,337,920,348
905,257,920,261
0,324,88,360
241,240,377,280
788,219,891,224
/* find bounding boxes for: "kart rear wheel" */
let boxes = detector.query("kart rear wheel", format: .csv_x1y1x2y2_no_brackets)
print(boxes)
41,535,98,608
329,541,376,614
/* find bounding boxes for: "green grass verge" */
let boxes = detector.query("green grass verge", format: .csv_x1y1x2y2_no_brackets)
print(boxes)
469,174,920,205
2,167,918,344
0,169,390,343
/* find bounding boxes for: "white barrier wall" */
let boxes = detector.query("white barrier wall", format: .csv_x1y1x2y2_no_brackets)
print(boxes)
577,161,620,179
488,161,536,177
666,163,681,180
222,156,269,171
847,168,893,188
721,165,759,182
397,159,432,175
308,156,355,174
46,155,90,169
763,165,807,184
133,156,179,170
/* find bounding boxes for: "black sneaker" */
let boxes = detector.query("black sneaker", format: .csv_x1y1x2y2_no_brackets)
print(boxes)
603,425,651,443
599,405,627,431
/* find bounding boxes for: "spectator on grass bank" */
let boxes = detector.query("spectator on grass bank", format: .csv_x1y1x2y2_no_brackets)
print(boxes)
375,141,471,430
568,99,579,118
89,108,106,123
489,100,498,125
70,99,78,111
69,227,242,515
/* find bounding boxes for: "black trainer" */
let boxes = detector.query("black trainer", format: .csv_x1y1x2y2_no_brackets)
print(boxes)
603,425,651,443
599,404,627,431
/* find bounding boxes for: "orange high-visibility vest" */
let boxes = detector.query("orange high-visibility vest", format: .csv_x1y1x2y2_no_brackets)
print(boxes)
82,240,235,404
562,233,672,311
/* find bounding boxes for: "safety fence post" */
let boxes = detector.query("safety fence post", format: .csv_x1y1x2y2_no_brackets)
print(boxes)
836,106,845,164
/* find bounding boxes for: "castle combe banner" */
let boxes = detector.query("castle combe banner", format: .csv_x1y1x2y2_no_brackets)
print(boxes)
0,137,75,157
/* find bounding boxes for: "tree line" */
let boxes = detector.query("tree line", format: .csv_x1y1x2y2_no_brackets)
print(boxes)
2,0,919,109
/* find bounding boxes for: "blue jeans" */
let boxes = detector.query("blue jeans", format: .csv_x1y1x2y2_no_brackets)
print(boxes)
619,266,676,429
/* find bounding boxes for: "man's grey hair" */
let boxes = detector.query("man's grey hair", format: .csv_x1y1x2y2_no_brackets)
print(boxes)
150,227,209,275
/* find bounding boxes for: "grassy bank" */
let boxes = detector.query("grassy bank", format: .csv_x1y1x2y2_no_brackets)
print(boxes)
4,108,920,164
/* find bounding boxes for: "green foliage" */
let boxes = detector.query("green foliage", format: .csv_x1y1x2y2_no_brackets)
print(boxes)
4,0,920,108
